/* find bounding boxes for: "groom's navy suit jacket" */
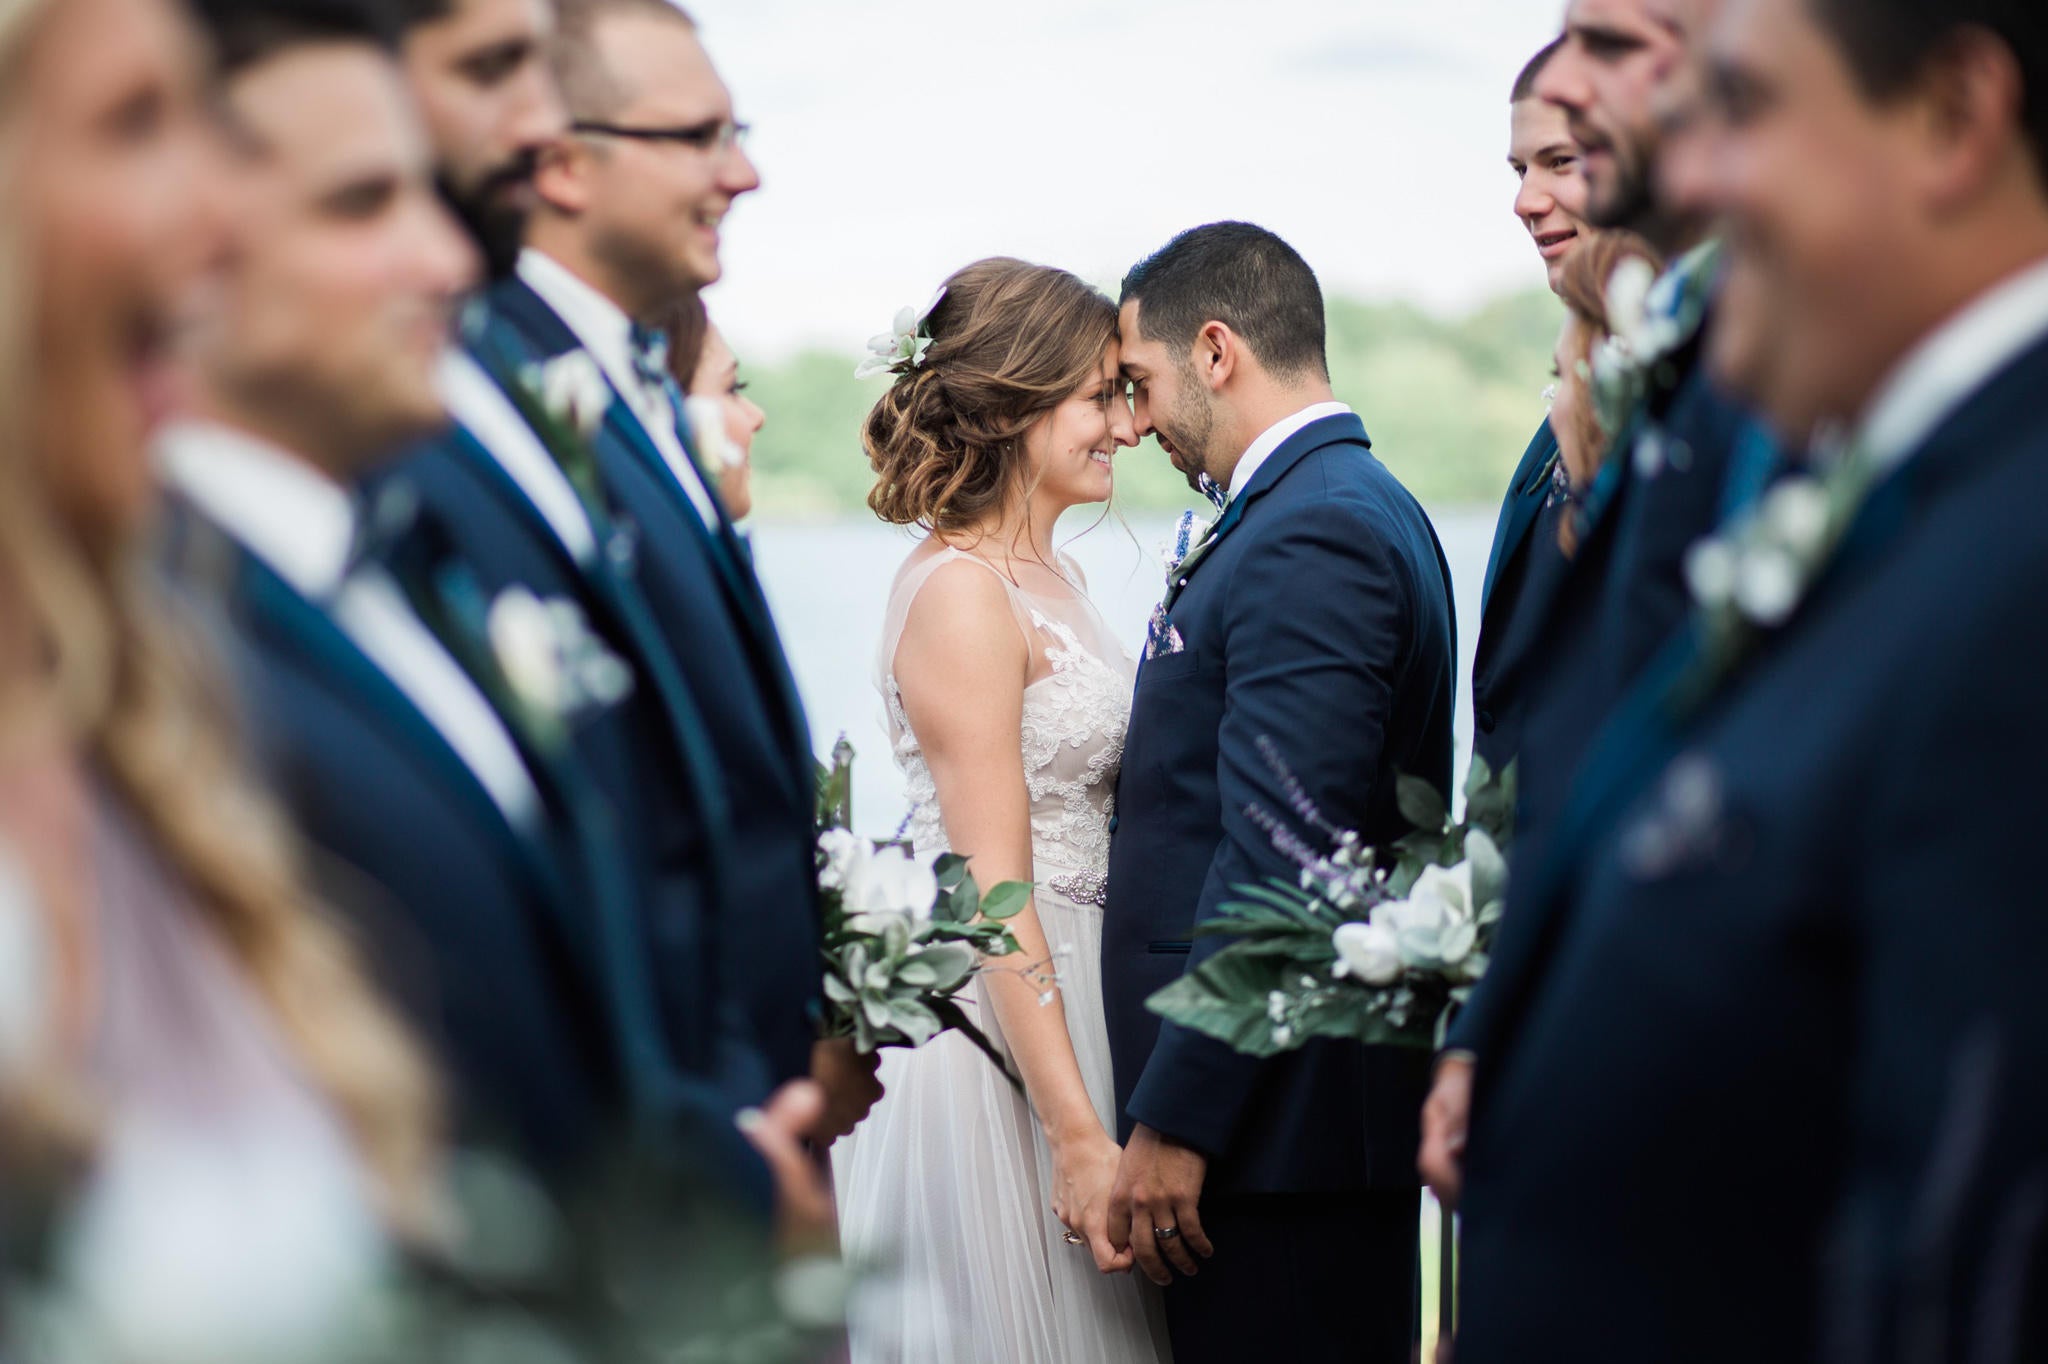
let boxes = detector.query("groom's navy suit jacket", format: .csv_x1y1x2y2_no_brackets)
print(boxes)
1455,333,2048,1364
1103,412,1455,1194
476,276,821,1094
162,503,766,1205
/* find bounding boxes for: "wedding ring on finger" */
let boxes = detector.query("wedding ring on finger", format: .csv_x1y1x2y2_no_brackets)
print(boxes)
1153,1226,1181,1241
1062,1231,1086,1247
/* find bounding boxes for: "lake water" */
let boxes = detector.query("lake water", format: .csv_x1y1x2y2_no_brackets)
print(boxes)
751,506,1500,834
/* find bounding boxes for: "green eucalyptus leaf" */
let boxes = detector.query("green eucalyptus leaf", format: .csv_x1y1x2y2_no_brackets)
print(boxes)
1395,774,1448,833
978,881,1032,921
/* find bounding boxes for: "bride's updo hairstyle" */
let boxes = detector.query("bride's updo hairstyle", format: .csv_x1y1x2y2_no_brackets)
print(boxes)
864,258,1118,533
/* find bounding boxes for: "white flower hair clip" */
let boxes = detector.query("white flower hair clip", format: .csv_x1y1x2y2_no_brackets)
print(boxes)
854,286,947,380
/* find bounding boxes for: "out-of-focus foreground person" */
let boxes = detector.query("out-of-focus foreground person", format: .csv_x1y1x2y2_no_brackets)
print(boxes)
0,0,437,1353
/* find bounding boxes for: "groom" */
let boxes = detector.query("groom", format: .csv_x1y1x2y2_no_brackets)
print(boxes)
1103,222,1456,1363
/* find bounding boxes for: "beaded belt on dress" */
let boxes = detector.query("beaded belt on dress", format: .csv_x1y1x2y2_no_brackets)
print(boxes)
1041,862,1108,907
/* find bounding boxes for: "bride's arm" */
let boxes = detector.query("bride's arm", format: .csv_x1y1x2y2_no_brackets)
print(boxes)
893,563,1133,1274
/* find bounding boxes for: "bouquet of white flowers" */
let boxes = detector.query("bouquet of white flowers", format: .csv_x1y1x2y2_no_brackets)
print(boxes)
1146,740,1515,1054
813,741,1036,1077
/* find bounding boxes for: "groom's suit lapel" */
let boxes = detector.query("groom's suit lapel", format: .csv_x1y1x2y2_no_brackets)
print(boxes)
484,278,815,798
1164,412,1373,611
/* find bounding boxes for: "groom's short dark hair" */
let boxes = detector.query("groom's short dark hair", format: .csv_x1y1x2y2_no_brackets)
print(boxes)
191,0,402,76
1120,222,1329,382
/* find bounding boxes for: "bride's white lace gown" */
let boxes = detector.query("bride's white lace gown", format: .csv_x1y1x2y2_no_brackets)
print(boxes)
832,546,1172,1364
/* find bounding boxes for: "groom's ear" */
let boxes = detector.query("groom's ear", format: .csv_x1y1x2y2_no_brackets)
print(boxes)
532,137,592,216
1197,320,1237,392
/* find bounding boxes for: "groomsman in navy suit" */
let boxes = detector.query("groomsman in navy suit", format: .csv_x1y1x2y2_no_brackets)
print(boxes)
161,0,770,1192
1471,35,1587,775
390,0,876,1136
1453,0,2048,1357
1102,224,1456,1364
1424,0,1766,1209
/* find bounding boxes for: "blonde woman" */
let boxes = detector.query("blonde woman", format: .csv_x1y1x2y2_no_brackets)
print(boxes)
0,0,437,1351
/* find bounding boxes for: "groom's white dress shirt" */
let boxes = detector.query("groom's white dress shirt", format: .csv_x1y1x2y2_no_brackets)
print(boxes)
516,249,722,531
438,349,597,566
158,422,543,829
1853,251,2048,477
1227,400,1355,501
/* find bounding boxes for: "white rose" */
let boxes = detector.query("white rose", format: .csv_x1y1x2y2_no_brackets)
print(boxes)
817,829,868,893
536,351,611,439
1734,543,1802,626
1685,537,1739,609
1604,255,1659,349
842,845,940,935
488,587,569,714
1332,921,1402,986
1374,862,1479,970
684,394,745,472
1761,477,1831,556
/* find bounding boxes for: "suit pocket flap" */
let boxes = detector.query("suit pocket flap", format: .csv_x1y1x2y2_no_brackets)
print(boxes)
1146,940,1193,955
1139,649,1203,684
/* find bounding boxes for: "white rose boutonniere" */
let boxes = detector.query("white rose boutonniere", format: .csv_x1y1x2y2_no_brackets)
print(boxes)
530,351,612,440
853,287,947,380
487,587,634,726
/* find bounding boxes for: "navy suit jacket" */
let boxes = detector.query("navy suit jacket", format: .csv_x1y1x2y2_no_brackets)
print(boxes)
473,277,822,1093
1471,420,1565,772
1102,412,1456,1194
1449,329,1749,1063
1455,330,2048,1364
382,411,767,1097
163,506,762,1201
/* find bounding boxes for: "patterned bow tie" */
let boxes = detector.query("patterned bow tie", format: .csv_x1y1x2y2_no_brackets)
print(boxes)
1197,473,1229,511
627,321,674,393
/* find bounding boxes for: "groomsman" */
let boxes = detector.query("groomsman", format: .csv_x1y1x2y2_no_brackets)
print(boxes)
1471,34,1587,775
161,0,773,1191
390,0,872,1134
1423,0,1761,1210
1104,223,1457,1364
1452,0,2048,1357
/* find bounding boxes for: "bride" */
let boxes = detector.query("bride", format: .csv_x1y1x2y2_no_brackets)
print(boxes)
831,258,1171,1363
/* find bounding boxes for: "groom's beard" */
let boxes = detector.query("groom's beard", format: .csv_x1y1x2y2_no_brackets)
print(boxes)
1155,388,1218,493
438,150,542,282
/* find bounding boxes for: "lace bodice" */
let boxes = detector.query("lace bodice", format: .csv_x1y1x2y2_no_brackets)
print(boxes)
879,547,1137,907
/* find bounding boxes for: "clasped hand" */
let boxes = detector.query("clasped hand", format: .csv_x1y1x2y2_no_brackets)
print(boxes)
1106,1123,1215,1287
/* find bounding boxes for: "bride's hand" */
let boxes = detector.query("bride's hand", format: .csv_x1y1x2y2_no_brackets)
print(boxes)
1050,1128,1135,1275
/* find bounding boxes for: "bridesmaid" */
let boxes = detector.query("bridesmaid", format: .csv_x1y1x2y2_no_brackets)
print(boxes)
0,0,438,1351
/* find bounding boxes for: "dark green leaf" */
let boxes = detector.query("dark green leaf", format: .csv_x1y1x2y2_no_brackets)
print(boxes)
1396,774,1449,833
978,881,1032,921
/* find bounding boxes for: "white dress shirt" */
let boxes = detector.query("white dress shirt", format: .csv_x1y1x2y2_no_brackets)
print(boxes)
1227,400,1355,500
438,349,597,566
516,249,723,530
158,422,544,829
1855,252,2048,477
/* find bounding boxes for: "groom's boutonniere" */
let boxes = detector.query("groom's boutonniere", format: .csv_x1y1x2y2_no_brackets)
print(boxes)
512,352,613,515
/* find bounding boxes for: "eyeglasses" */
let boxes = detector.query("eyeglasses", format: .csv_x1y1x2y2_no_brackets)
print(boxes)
569,118,751,157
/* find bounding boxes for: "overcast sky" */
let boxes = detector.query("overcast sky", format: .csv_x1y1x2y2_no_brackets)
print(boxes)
690,0,1568,361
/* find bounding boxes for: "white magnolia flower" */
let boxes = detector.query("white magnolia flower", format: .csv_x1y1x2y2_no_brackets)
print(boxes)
63,1114,385,1364
1604,255,1659,350
1685,537,1740,609
1733,543,1802,625
489,587,569,715
1331,920,1402,986
842,845,940,934
817,828,868,893
683,393,746,472
1761,477,1831,556
533,350,611,438
854,286,947,380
